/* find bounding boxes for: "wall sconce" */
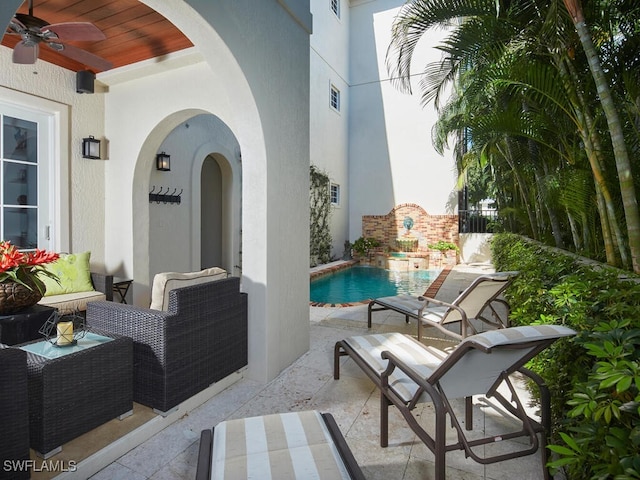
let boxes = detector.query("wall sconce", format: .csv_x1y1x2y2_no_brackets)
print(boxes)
156,151,171,171
82,136,101,159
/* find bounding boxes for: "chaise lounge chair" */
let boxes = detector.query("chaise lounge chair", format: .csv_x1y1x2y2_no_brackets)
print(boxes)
333,324,576,480
368,271,518,341
196,410,366,480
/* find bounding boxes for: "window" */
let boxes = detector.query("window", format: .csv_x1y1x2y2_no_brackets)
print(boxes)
330,183,340,206
331,0,340,18
330,85,340,112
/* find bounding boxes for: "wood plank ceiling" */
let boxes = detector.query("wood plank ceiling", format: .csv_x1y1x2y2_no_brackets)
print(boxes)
1,0,193,73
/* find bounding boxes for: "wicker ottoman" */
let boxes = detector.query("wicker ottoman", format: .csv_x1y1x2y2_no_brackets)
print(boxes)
16,329,133,458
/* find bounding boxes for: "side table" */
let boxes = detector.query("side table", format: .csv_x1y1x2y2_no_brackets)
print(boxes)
112,277,133,304
17,329,133,458
0,304,56,346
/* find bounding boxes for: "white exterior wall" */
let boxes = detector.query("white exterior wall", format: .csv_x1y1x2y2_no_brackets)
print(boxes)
0,0,312,383
310,0,350,258
348,0,457,240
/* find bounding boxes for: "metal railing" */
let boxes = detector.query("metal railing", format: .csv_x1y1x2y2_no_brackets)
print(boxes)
458,209,499,233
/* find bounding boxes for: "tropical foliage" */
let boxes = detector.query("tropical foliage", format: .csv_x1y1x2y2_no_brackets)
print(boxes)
0,240,59,294
491,233,640,479
387,0,640,274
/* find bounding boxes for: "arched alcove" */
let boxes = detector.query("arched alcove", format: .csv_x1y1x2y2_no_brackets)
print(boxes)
132,112,242,305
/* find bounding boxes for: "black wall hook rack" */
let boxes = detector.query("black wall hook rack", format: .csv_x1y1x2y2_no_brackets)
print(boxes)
149,186,182,204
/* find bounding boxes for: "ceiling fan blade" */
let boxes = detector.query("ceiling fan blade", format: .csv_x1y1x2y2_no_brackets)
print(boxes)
45,22,106,42
13,41,38,64
8,17,27,34
46,42,113,71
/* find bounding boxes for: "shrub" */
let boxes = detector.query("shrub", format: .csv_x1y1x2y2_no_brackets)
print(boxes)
490,233,640,479
352,237,380,258
428,240,460,253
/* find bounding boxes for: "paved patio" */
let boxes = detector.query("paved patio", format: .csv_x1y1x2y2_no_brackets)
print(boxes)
88,262,548,480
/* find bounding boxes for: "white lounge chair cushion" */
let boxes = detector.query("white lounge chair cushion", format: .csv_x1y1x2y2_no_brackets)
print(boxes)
211,410,351,479
374,295,450,323
467,324,576,348
343,325,575,404
150,267,227,311
342,332,452,403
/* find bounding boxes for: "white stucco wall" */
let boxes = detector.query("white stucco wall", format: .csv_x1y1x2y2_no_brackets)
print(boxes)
348,0,457,240
310,0,350,257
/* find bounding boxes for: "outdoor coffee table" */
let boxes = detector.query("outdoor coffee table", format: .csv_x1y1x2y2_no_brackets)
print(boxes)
17,329,133,458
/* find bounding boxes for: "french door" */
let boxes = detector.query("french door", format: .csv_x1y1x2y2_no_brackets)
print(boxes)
0,103,53,251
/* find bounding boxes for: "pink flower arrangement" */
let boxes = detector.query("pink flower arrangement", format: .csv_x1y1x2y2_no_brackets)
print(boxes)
0,240,60,293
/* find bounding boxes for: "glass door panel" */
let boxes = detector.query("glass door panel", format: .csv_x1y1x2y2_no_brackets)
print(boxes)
0,105,52,251
2,116,38,163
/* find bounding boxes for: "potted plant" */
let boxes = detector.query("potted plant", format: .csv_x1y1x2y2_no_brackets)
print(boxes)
351,237,380,262
428,240,460,267
0,241,59,314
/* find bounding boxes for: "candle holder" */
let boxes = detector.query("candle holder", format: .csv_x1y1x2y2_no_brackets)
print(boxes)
39,310,89,347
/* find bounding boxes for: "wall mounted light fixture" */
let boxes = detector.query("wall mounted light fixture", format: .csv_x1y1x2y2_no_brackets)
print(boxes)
82,136,101,159
156,152,171,171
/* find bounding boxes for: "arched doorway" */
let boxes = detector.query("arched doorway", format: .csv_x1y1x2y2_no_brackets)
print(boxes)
201,155,222,269
137,112,242,304
198,151,241,274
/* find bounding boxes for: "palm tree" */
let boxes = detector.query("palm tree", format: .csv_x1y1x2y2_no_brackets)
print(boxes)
562,0,640,272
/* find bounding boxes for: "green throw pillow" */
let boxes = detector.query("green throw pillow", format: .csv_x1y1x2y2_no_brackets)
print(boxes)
40,251,94,296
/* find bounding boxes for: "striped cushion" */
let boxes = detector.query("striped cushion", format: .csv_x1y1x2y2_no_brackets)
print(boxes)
342,333,452,403
465,324,576,349
211,411,351,479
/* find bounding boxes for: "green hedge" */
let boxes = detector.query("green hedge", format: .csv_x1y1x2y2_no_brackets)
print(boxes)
490,233,640,479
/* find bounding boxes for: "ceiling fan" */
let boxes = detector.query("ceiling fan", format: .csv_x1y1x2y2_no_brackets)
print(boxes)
5,0,113,71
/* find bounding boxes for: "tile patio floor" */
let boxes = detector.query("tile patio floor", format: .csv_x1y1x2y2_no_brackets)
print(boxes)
89,263,548,480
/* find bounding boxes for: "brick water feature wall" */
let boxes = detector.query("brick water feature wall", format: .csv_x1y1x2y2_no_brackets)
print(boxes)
361,203,459,266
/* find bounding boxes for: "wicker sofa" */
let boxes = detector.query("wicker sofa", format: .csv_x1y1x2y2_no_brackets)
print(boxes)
86,274,248,415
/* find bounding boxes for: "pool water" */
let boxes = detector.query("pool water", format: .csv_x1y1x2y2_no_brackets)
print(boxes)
310,266,442,304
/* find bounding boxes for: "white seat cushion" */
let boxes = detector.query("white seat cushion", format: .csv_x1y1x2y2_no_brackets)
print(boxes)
38,290,106,314
150,267,227,311
374,295,450,324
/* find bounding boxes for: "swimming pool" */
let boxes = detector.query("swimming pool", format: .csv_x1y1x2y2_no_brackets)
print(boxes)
310,266,442,304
